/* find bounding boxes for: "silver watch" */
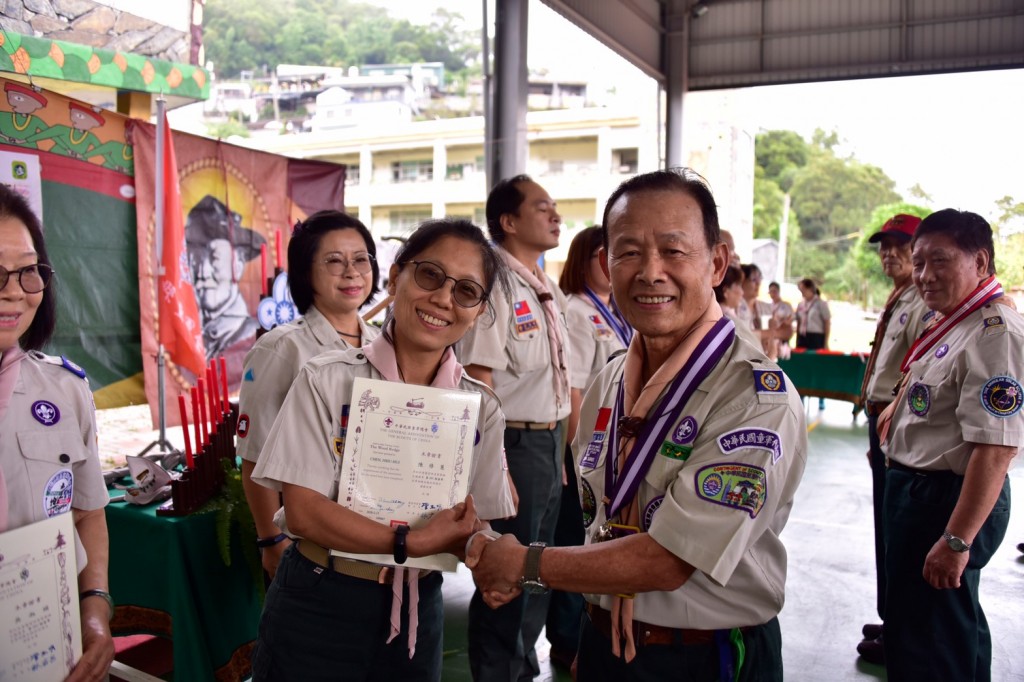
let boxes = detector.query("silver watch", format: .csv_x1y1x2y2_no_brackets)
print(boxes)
942,530,971,553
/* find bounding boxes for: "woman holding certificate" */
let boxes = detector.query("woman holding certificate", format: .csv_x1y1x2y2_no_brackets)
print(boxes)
0,185,114,681
250,218,516,681
239,210,380,580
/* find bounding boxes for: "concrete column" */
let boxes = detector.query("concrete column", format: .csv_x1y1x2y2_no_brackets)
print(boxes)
358,145,372,226
490,0,529,185
432,139,447,218
664,0,689,168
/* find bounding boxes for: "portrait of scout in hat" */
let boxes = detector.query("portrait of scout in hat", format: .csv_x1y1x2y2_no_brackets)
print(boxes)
186,194,267,358
0,82,49,146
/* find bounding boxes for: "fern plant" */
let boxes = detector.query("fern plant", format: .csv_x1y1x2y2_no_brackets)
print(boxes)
209,458,265,600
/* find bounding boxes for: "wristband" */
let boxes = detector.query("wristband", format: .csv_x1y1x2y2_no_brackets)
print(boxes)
393,524,410,565
80,589,115,622
256,533,289,549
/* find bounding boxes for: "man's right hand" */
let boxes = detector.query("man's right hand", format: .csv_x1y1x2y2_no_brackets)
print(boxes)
262,537,292,579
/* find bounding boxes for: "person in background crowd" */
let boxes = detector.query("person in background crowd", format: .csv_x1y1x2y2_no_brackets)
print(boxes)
795,278,831,409
877,209,1020,680
766,281,794,360
548,225,632,669
239,211,381,580
714,264,763,350
854,214,928,666
459,175,572,682
467,168,807,682
719,228,742,268
249,219,516,681
0,184,114,682
739,263,771,341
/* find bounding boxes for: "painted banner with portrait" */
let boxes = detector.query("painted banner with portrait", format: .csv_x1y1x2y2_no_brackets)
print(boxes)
131,122,346,427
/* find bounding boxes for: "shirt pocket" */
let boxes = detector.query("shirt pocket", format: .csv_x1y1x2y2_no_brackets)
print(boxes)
17,429,90,517
507,320,549,374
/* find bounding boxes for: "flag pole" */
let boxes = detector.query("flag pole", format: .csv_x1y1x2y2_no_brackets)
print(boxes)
139,95,181,466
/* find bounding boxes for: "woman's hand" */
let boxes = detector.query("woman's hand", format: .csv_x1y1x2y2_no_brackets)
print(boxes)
65,600,114,682
410,494,480,559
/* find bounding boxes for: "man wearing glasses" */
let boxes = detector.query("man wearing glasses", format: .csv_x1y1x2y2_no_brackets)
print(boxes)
459,175,572,682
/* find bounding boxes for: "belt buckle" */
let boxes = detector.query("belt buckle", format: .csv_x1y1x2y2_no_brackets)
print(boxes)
377,567,393,584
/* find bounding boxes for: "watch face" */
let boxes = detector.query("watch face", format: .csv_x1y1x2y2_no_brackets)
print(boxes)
945,534,970,552
520,579,549,595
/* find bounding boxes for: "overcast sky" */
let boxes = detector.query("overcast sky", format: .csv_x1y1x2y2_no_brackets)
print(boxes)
365,1,1024,223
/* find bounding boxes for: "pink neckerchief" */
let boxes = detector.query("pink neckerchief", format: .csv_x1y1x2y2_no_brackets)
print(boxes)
360,330,464,658
0,347,26,533
609,299,725,662
497,247,570,411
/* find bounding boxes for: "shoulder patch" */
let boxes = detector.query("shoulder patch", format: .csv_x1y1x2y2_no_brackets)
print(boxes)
694,463,766,518
753,369,786,394
980,376,1022,418
982,315,1005,335
717,427,783,464
923,310,936,323
29,351,87,380
60,356,87,379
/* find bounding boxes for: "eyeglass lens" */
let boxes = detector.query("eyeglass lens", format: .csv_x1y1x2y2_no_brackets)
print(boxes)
324,254,374,275
0,263,53,294
412,261,485,308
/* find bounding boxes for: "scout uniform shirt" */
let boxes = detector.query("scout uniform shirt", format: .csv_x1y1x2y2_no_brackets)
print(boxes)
863,287,928,404
0,350,108,567
237,305,379,463
565,294,625,392
250,347,516,532
457,268,571,423
887,300,1024,474
574,338,807,629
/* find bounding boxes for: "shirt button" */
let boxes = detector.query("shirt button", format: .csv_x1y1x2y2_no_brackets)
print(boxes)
356,354,365,360
59,453,70,463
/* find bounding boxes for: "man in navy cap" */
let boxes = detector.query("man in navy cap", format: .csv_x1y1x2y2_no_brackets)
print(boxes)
856,213,927,665
185,195,266,358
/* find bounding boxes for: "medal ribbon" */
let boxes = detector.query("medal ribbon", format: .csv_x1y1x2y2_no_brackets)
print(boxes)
603,317,735,521
583,287,633,348
899,276,1002,373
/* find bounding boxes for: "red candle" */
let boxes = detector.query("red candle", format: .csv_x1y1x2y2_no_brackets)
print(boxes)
260,243,268,295
219,357,229,413
190,387,202,455
275,229,283,270
209,362,220,417
197,377,209,447
178,394,194,468
206,367,219,426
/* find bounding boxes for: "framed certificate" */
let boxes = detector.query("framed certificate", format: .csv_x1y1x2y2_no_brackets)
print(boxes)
332,377,481,572
0,512,82,681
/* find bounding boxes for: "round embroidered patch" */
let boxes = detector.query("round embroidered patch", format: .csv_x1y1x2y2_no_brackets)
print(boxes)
980,376,1023,418
672,416,698,445
701,472,724,497
43,469,74,517
236,413,250,438
935,344,949,358
580,478,596,528
899,312,908,325
907,382,931,417
31,400,60,426
642,496,664,531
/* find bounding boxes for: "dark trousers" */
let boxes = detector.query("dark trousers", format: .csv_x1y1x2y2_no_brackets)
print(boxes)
796,332,826,350
546,443,586,655
866,413,887,621
252,544,444,682
883,469,1011,681
469,424,563,682
576,614,783,682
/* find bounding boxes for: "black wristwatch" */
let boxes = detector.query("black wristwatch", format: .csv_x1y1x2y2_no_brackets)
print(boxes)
519,542,549,595
393,524,410,564
256,533,289,549
943,530,971,553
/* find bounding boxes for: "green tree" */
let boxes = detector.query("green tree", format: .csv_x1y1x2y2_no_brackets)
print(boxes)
754,130,807,191
992,195,1024,288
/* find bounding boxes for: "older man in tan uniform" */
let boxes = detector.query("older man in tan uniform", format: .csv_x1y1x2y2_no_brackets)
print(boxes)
855,214,928,663
467,169,807,682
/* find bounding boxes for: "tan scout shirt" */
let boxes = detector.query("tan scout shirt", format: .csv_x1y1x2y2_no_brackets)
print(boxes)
565,294,625,392
456,265,571,422
0,351,108,568
888,301,1024,474
864,286,929,403
251,348,516,536
574,338,807,629
237,306,378,464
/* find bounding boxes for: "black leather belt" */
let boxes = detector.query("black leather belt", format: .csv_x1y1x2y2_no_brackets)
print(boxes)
886,459,959,479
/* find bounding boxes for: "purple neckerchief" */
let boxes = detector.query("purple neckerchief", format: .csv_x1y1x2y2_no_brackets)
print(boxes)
604,317,735,522
583,287,633,349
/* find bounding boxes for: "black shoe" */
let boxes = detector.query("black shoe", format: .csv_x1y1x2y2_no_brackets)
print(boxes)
857,636,885,666
862,623,883,639
1017,542,1024,554
548,646,576,671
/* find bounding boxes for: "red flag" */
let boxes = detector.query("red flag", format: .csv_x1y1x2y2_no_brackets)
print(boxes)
158,114,207,377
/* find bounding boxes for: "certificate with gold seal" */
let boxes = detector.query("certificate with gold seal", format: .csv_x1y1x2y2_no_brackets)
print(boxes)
332,377,481,572
0,512,82,681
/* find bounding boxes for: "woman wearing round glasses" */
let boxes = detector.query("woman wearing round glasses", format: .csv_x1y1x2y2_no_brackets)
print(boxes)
249,218,516,681
0,184,114,681
239,211,381,580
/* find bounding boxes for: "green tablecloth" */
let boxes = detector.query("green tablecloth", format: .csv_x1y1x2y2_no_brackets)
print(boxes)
778,350,868,406
106,496,261,681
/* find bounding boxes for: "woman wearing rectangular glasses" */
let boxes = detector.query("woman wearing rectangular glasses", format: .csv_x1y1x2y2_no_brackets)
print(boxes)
239,210,381,580
249,218,516,681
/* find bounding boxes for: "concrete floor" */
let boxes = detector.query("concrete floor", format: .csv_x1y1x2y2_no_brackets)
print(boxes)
437,400,1024,681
